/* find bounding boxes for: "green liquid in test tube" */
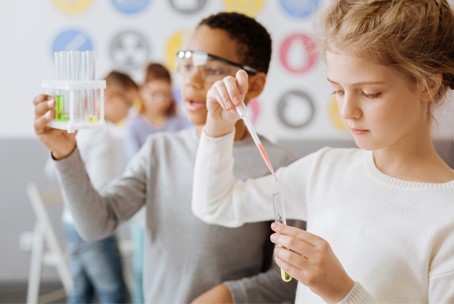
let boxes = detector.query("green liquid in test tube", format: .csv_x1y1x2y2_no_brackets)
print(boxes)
55,95,68,121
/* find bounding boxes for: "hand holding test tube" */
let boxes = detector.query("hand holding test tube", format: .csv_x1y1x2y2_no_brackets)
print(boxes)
272,192,292,282
42,50,105,132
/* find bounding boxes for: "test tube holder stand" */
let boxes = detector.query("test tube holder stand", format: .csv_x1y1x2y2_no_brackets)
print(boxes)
42,80,106,133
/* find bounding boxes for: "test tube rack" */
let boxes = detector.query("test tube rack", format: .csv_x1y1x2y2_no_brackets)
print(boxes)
42,51,106,133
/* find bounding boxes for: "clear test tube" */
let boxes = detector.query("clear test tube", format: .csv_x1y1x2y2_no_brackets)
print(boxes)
54,52,60,81
74,51,84,122
69,51,78,121
84,51,97,123
272,192,293,282
74,51,82,121
61,51,71,122
79,51,87,121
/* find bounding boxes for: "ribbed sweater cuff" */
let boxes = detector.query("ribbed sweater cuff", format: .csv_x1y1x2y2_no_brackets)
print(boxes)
202,127,235,144
339,282,373,304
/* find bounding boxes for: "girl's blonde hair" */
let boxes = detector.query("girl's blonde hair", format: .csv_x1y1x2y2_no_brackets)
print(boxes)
321,0,454,106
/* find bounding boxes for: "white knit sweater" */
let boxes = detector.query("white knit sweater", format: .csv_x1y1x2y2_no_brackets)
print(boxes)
192,130,454,303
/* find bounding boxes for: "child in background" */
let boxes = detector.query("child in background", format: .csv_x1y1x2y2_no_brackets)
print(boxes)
124,62,188,304
125,62,189,159
46,70,139,304
34,12,303,303
191,0,454,303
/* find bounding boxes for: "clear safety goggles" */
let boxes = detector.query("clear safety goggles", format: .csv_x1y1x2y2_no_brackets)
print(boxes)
175,50,258,84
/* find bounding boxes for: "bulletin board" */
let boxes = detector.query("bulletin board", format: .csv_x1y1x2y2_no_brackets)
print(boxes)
0,0,452,140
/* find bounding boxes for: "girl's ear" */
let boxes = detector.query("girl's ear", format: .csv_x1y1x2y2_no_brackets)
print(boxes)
421,73,443,103
245,72,267,102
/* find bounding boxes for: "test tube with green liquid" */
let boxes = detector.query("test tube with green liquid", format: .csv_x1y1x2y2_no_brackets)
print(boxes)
54,52,65,121
55,51,71,121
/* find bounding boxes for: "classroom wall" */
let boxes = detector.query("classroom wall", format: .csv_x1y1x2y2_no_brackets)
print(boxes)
2,0,453,140
0,0,453,283
0,139,51,282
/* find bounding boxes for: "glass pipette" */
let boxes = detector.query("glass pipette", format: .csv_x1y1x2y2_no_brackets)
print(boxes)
235,102,277,181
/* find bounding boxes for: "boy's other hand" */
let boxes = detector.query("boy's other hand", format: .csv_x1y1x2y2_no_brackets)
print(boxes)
205,70,248,138
33,94,76,160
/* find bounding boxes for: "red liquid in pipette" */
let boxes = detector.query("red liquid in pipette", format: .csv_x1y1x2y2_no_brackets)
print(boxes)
257,143,278,182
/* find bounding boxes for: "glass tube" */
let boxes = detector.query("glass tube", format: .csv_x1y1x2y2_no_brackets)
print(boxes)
236,103,277,181
84,51,97,122
54,51,68,121
272,192,292,282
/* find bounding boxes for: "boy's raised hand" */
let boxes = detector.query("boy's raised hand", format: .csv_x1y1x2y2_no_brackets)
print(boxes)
205,70,248,138
33,94,77,159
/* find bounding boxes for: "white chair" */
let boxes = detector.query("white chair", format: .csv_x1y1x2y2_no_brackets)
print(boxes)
23,183,73,304
22,183,134,304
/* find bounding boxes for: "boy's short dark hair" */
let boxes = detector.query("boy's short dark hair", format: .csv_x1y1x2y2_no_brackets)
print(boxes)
198,12,272,74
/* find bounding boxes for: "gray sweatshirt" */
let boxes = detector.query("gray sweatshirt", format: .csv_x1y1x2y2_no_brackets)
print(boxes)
54,127,300,303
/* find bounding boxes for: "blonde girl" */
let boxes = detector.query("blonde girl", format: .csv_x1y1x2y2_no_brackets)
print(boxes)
192,0,454,302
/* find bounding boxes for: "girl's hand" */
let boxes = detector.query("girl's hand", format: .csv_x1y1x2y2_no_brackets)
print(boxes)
33,94,77,159
270,222,354,303
204,70,248,138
